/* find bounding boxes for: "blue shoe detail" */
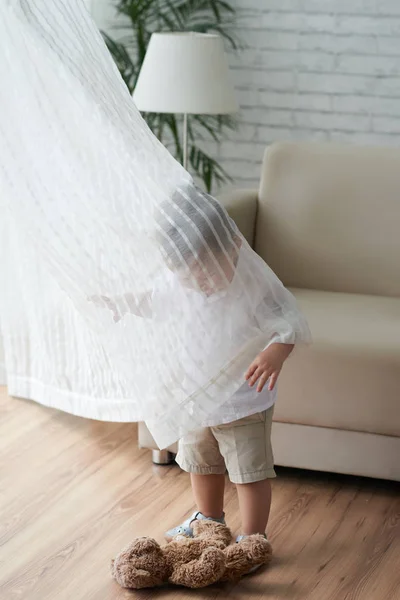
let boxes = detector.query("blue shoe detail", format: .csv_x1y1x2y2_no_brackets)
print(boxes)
165,511,225,540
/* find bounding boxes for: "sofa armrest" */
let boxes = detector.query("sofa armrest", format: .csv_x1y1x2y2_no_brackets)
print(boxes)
218,189,258,247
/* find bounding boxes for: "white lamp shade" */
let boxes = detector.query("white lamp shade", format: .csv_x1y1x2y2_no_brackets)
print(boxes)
133,32,238,115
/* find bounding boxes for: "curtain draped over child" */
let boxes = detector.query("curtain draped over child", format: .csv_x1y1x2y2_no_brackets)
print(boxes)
0,0,310,448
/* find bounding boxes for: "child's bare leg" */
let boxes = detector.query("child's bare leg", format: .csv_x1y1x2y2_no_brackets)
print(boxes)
190,473,225,519
236,479,272,535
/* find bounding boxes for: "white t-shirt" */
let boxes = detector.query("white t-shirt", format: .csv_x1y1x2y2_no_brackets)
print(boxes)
201,379,277,428
150,258,281,429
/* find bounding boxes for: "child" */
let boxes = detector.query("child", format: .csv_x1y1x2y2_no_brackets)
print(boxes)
92,183,309,567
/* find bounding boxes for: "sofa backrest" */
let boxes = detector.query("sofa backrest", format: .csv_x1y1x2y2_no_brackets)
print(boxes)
255,142,400,297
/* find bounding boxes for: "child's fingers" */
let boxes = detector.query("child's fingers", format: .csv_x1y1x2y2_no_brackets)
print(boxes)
248,367,263,387
245,363,258,380
88,295,101,305
257,371,270,393
102,296,114,308
268,371,279,391
90,295,111,308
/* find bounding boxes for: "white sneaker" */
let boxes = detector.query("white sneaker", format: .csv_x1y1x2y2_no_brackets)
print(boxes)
165,511,225,541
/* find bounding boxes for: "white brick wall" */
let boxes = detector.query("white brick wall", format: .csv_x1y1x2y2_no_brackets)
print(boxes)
219,0,400,187
91,0,400,189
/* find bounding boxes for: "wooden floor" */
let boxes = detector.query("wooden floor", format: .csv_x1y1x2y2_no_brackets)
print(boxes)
1,387,399,600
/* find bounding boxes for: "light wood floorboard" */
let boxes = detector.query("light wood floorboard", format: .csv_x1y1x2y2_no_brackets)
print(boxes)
0,387,399,600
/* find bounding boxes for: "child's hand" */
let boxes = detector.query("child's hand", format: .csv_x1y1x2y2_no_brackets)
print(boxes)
246,343,294,392
88,295,122,322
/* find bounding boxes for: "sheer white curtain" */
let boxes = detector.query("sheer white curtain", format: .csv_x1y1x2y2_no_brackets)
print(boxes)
0,0,310,448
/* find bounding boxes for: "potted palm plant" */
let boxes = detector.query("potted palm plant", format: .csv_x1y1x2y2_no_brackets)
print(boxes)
103,0,239,192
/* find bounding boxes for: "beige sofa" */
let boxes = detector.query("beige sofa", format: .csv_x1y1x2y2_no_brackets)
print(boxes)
139,141,400,481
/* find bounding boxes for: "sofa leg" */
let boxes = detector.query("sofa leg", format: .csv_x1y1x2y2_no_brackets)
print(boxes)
152,449,174,465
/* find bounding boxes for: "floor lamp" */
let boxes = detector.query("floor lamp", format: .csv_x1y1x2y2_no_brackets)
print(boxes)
133,32,238,170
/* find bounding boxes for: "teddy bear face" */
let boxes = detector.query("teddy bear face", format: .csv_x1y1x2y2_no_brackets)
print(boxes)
111,537,170,589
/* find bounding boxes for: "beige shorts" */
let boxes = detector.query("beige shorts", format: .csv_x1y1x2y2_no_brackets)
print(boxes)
176,405,276,484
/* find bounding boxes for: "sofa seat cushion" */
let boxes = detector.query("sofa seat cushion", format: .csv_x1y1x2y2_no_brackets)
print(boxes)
274,289,400,437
